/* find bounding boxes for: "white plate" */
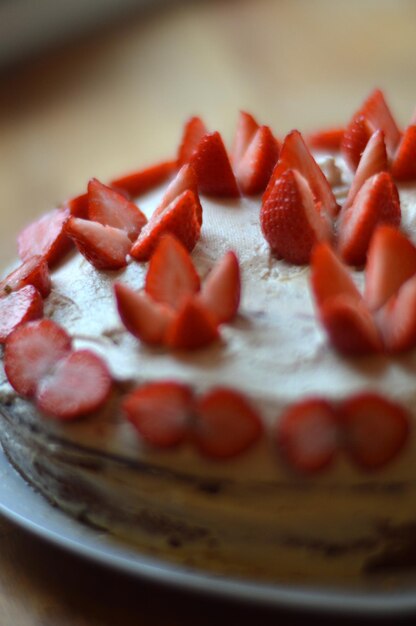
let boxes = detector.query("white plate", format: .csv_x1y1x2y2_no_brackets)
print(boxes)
0,446,415,617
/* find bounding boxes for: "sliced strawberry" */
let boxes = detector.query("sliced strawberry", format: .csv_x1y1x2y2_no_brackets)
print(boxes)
264,130,338,218
191,132,240,197
145,234,200,310
231,111,259,166
344,130,388,209
318,293,383,356
193,388,262,459
177,116,208,166
306,127,345,152
114,283,173,346
4,319,72,396
122,381,193,448
310,243,361,309
339,393,409,470
236,125,280,195
198,251,240,323
65,217,131,270
275,398,338,473
341,115,373,172
110,160,177,198
35,350,112,420
391,125,416,181
0,286,43,344
377,274,416,353
130,189,201,262
364,226,416,311
18,208,72,268
153,163,203,226
63,192,89,218
260,168,331,265
0,256,51,298
165,297,219,350
337,172,401,266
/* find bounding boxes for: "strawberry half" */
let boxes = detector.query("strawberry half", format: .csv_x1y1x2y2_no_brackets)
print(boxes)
310,243,361,309
122,381,194,448
275,398,338,473
177,116,208,167
5,319,72,396
145,234,200,310
235,125,280,195
191,132,240,197
198,251,241,323
193,388,262,459
231,110,259,166
376,274,416,353
306,127,345,152
0,256,51,298
343,130,388,210
154,163,202,226
88,178,147,241
339,393,409,470
65,217,131,270
63,192,89,219
337,172,401,266
0,286,43,343
165,297,219,351
391,125,416,181
18,208,72,267
341,115,373,172
110,160,176,198
260,168,331,265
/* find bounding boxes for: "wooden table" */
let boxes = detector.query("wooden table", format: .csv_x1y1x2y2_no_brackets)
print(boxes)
0,0,416,622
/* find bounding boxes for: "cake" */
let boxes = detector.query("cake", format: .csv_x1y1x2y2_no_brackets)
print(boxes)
1,89,416,587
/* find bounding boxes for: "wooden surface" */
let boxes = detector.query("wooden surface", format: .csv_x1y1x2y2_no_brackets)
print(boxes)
0,0,416,623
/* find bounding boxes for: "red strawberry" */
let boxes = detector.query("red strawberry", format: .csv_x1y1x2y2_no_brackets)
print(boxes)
341,115,373,172
343,130,388,209
193,388,262,459
391,125,416,180
339,393,409,470
35,350,112,420
364,226,416,311
198,251,241,323
114,283,173,346
130,189,201,262
122,381,194,448
337,172,401,266
376,274,416,353
154,163,202,226
306,127,345,152
0,256,51,298
63,192,89,218
275,398,338,473
177,116,208,166
65,217,131,270
145,234,200,310
264,130,338,218
110,160,177,198
87,178,147,241
191,132,240,197
165,297,219,350
231,111,259,166
18,208,72,267
0,286,43,343
5,319,72,396
260,168,331,265
236,125,280,195
319,293,383,356
310,243,361,309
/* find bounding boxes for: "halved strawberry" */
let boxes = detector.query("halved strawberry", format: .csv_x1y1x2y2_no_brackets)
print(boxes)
4,319,72,396
318,293,383,356
341,115,373,172
110,160,177,198
364,226,416,311
198,251,240,323
18,208,72,267
337,172,401,266
153,163,202,226
0,286,43,343
260,168,331,265
145,234,200,310
177,116,208,166
376,274,416,353
191,132,240,197
87,178,147,241
193,388,262,459
306,127,345,152
65,217,131,270
35,350,112,420
165,297,219,350
63,192,89,218
339,393,409,470
122,381,194,448
114,283,173,346
0,256,51,298
231,111,259,166
343,130,388,209
130,189,201,262
264,130,338,218
391,125,416,180
310,243,361,309
236,125,280,195
275,398,338,473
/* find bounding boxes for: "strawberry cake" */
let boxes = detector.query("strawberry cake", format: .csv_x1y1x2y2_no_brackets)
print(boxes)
2,90,416,586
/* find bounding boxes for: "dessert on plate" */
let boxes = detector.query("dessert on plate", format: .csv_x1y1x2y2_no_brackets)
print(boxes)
2,90,416,586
